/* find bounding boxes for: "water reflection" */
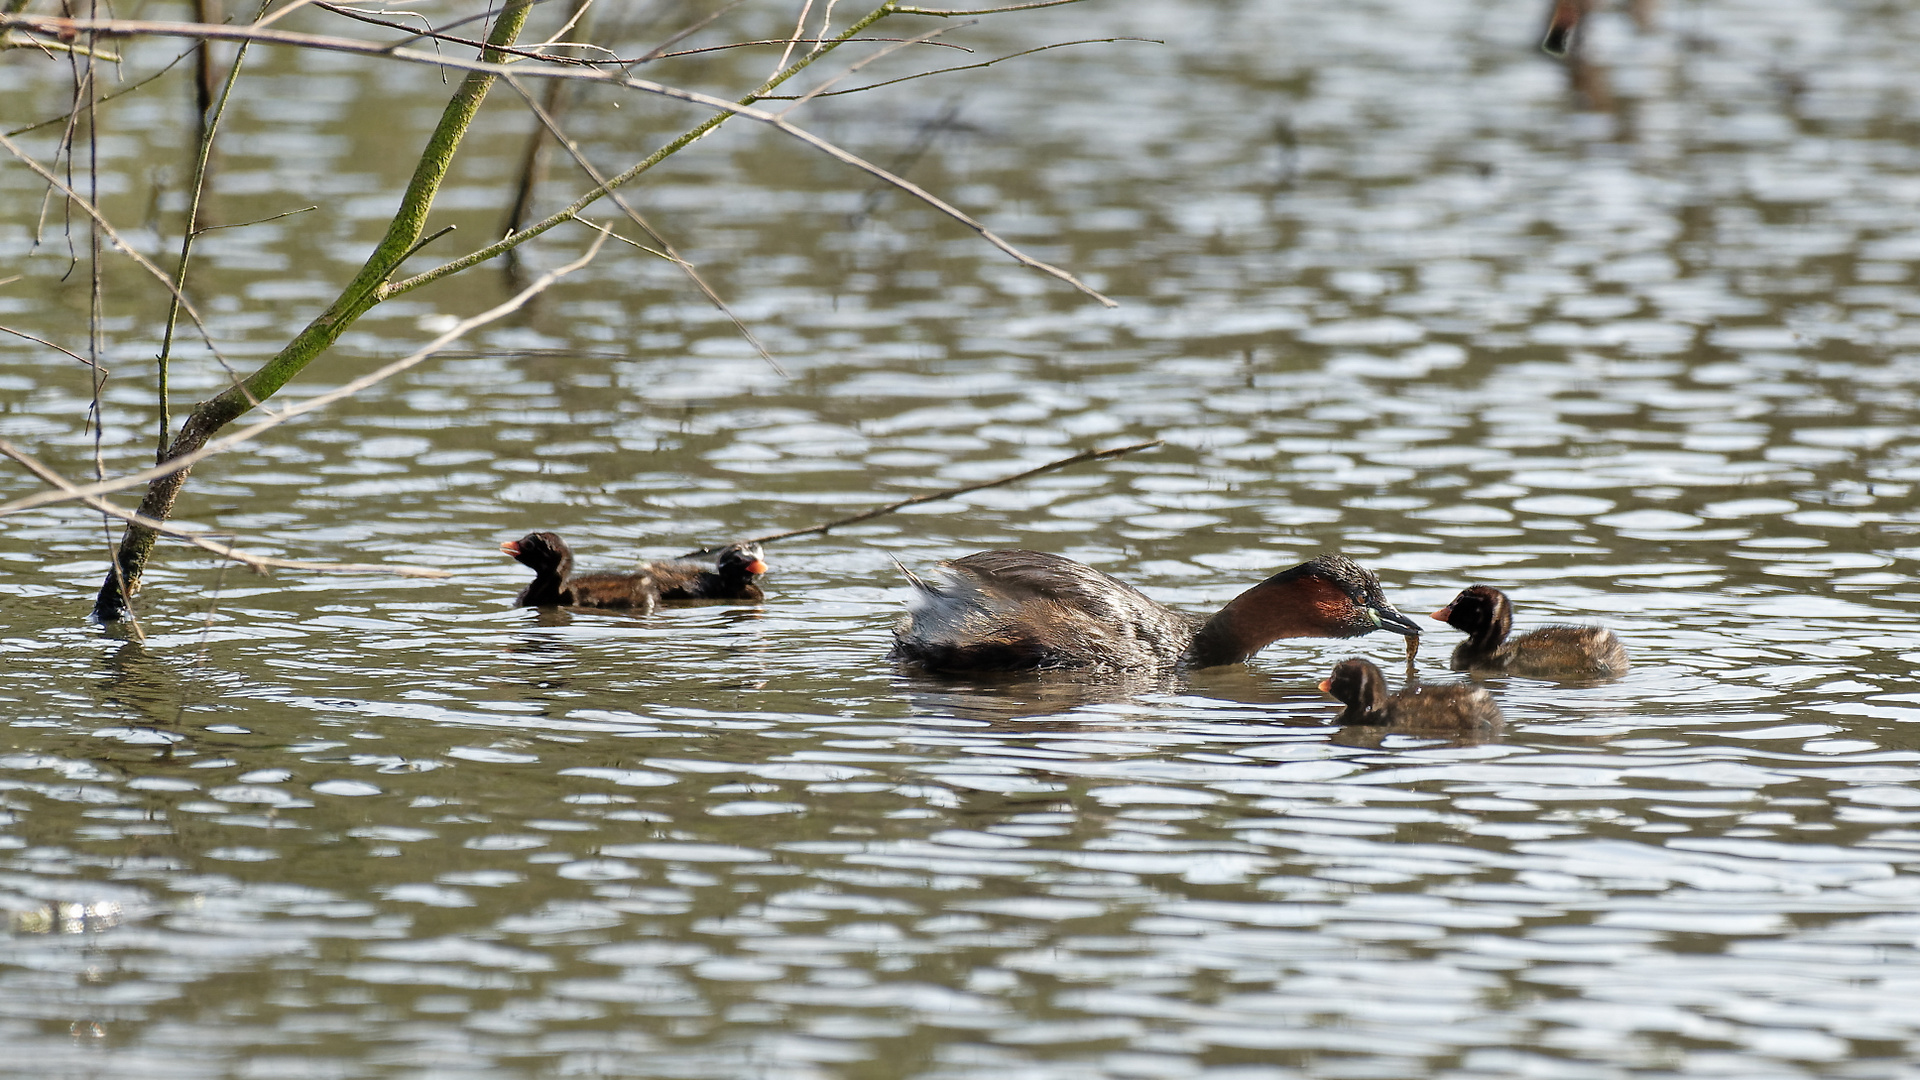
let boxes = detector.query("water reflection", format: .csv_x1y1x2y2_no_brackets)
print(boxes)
894,668,1184,724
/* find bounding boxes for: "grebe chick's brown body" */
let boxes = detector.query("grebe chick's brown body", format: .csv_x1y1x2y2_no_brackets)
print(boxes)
1320,658,1502,734
502,532,658,610
641,542,768,602
890,550,1421,672
1431,584,1628,680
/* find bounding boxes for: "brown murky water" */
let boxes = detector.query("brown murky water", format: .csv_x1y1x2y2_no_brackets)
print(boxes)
4,0,1920,1076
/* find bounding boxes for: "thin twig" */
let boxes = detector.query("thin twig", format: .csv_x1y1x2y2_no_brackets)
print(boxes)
504,73,786,374
889,0,1087,14
0,130,231,371
534,0,594,51
0,231,608,519
321,0,551,55
622,0,747,70
33,60,88,262
0,323,101,369
778,17,965,116
772,0,818,81
4,43,193,136
575,217,669,260
650,35,966,61
0,11,1118,306
764,36,1154,100
390,222,456,269
316,0,603,67
0,440,454,577
250,0,322,32
0,28,121,58
193,203,316,235
809,0,844,59
679,439,1164,556
159,11,258,460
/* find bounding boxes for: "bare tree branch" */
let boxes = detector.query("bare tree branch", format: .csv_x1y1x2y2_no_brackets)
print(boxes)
889,0,1089,14
778,17,965,115
681,439,1165,556
0,323,101,370
651,33,967,61
503,73,785,374
4,43,193,137
623,0,748,68
0,231,607,519
0,28,120,58
0,438,453,578
772,0,820,80
0,10,1117,306
763,36,1154,100
0,130,233,372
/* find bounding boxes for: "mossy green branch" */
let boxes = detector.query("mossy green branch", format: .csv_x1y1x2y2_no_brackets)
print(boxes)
93,0,533,621
212,0,532,425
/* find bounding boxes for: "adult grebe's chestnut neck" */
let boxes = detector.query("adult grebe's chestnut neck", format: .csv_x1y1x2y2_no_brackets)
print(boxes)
1183,554,1422,668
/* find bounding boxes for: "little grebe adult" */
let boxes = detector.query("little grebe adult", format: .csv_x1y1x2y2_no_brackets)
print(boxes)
1320,657,1502,733
890,550,1421,672
640,542,768,602
1430,584,1629,680
502,532,658,610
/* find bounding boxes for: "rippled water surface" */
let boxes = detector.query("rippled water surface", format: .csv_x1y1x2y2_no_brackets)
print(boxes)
4,0,1920,1076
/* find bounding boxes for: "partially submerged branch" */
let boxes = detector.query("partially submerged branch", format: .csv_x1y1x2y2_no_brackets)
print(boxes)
0,0,1116,622
89,0,539,621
